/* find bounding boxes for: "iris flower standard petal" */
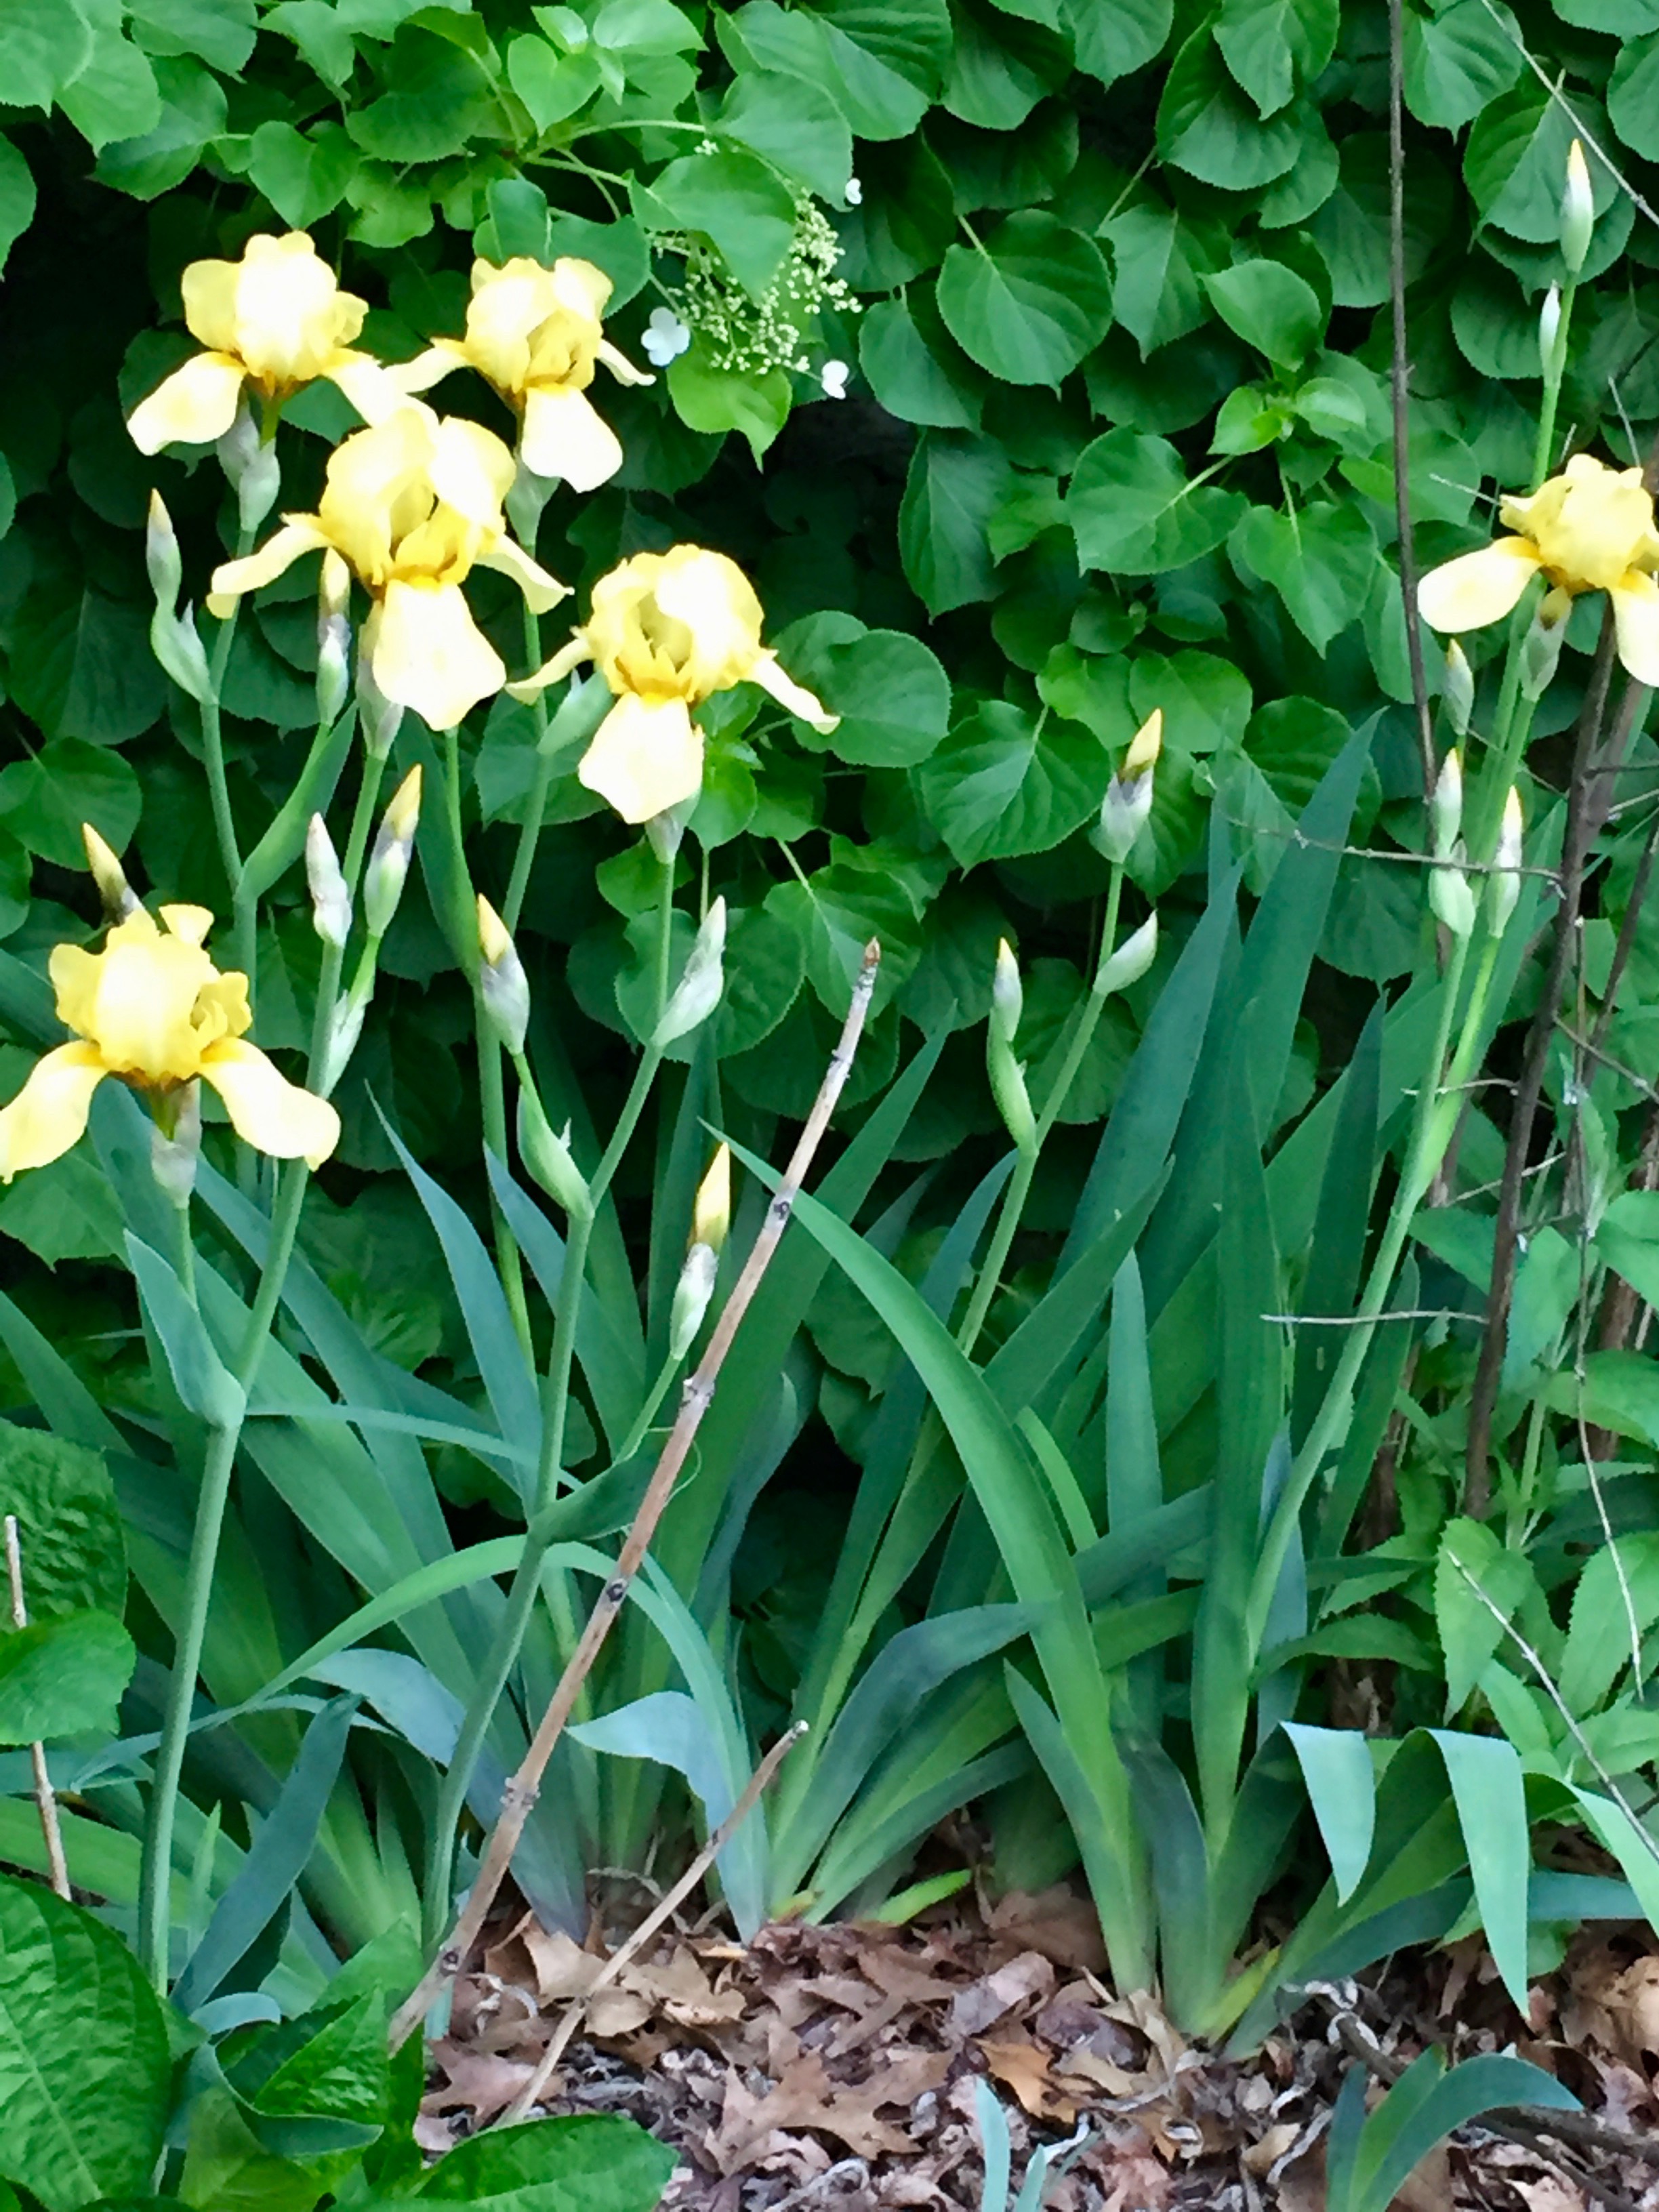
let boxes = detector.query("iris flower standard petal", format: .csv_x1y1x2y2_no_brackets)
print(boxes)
390,255,651,491
1418,452,1659,685
127,231,402,455
0,899,337,1181
208,402,564,733
508,544,838,823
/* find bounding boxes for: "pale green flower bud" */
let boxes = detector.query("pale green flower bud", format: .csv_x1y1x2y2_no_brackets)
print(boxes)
518,1090,592,1220
477,895,530,1056
363,766,422,939
218,401,280,534
316,613,350,727
306,815,351,948
1094,911,1158,997
319,988,367,1097
1430,856,1477,939
1489,785,1523,934
146,490,182,612
152,602,214,703
1561,139,1593,276
1093,709,1162,865
82,822,139,921
991,938,1021,1045
655,897,726,1047
356,651,405,760
1520,586,1571,699
1430,747,1464,859
1441,643,1474,741
150,1080,201,1208
670,1241,718,1361
1538,283,1563,379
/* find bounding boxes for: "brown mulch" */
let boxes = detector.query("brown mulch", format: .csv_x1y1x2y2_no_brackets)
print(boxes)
417,1885,1659,2209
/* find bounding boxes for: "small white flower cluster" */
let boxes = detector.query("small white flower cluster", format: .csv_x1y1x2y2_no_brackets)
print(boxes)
657,188,861,384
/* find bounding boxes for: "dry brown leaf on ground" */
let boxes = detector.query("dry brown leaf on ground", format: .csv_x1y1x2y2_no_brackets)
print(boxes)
949,1950,1056,2038
978,2033,1078,2122
705,2047,954,2172
623,1944,748,2029
1388,2139,1452,2210
422,2040,539,2126
987,1888,1109,1973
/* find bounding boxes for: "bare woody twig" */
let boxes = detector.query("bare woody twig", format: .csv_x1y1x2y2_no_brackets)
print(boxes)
1465,611,1629,1511
390,943,882,2051
3,1516,70,1900
1387,0,1435,806
501,1721,806,2124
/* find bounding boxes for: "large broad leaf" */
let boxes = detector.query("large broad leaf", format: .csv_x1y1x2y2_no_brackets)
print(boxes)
899,433,1013,615
1069,428,1246,575
916,701,1110,866
642,146,796,297
716,68,851,199
412,2112,675,2207
775,612,952,766
0,1427,125,1618
0,1875,171,2212
1401,0,1522,131
1214,0,1337,117
1230,503,1379,653
0,1612,135,1744
935,213,1112,386
1158,27,1307,187
1063,0,1170,85
1203,260,1322,367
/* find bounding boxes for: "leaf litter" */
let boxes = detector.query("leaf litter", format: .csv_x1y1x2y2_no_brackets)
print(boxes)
419,1883,1659,2209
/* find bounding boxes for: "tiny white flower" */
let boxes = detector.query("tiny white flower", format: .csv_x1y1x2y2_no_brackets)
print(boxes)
643,306,691,368
845,176,863,205
821,359,850,400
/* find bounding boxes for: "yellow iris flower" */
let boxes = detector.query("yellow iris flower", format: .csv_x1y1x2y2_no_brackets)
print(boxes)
206,403,566,733
1418,452,1659,686
127,231,399,456
0,904,339,1183
508,544,838,823
392,256,653,494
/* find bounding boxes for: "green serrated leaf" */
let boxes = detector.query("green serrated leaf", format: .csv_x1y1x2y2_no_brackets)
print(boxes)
936,213,1113,386
916,699,1109,866
1069,428,1247,575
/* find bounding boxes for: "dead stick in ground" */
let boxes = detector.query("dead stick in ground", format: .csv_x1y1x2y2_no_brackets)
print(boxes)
1387,0,1434,809
1464,612,1631,1511
390,944,881,2051
503,1720,806,2123
3,1515,70,1900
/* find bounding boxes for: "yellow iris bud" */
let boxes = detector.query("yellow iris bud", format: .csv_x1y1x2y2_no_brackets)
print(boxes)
126,230,401,455
206,403,567,735
1561,140,1594,274
509,545,838,825
476,895,529,1054
1418,453,1659,689
82,823,138,922
692,1143,731,1255
391,256,654,494
0,905,338,1182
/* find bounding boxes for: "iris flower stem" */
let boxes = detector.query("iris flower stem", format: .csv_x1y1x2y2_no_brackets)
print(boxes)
505,606,553,936
422,1041,662,1950
1247,926,1502,1654
138,1157,310,1991
305,746,387,1090
956,867,1125,1359
615,1348,681,1467
655,846,675,1025
443,727,533,1357
1532,281,1578,493
205,527,254,972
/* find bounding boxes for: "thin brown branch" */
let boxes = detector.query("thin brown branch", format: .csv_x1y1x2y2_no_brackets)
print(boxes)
501,1721,806,2125
1465,611,1626,1511
390,944,882,2051
1387,0,1435,806
3,1516,70,1900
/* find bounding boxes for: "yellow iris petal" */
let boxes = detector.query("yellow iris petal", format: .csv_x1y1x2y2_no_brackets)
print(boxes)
127,352,249,456
579,692,703,823
368,577,506,733
199,1039,340,1168
749,649,840,736
207,520,330,618
0,1044,108,1183
1417,538,1542,634
476,533,569,616
520,383,623,491
85,935,219,1084
1610,571,1659,687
